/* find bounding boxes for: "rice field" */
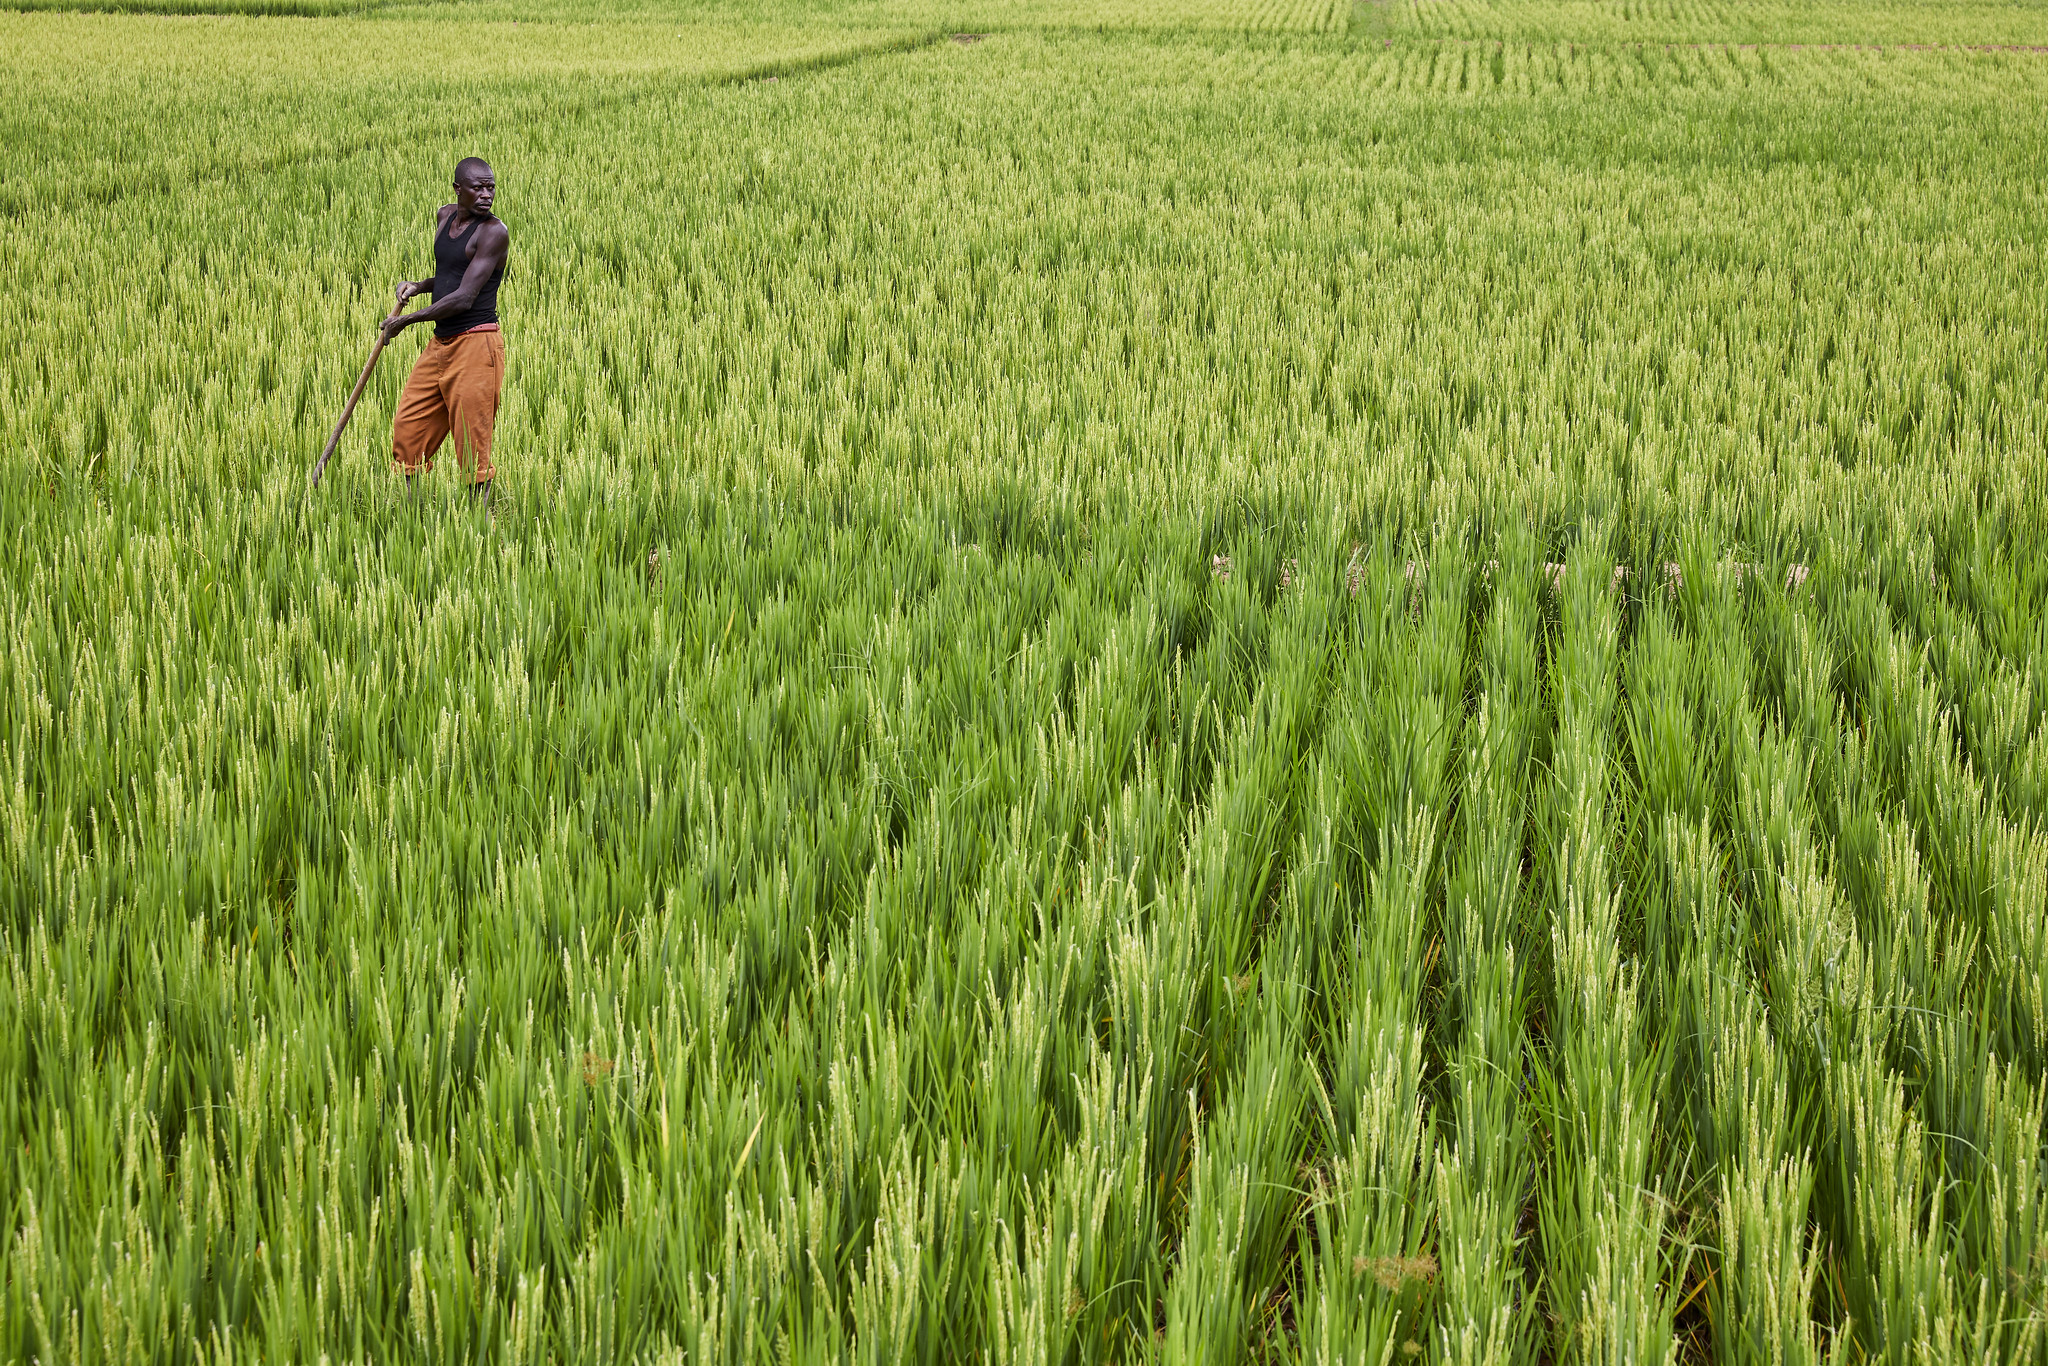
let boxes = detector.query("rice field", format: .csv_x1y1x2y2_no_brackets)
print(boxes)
3,0,2047,1360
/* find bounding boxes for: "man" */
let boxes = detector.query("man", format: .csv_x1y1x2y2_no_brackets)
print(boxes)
386,157,510,500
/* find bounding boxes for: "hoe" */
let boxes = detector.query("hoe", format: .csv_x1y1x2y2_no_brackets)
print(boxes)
310,303,405,488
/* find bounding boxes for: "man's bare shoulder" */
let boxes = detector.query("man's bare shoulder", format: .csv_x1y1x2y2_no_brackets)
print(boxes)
435,203,457,224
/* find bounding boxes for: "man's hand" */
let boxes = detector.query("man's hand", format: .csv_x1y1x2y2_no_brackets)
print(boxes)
379,311,412,343
395,280,425,306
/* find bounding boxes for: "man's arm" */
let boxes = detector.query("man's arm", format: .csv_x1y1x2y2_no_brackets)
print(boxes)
384,221,507,340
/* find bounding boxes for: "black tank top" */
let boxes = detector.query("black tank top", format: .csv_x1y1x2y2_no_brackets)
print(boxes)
431,211,504,339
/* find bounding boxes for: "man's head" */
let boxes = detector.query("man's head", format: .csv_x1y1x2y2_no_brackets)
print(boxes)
454,158,495,217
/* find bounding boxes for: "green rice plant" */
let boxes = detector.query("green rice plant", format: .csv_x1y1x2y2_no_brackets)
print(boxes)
1745,589,2048,1359
1641,571,1827,1365
1295,800,1439,1364
1943,527,2048,702
971,577,1202,1357
1538,532,1677,1364
1913,1015,2048,1359
1157,537,1336,1359
1770,583,2048,1358
1829,582,2048,1054
1827,1038,1989,1362
1681,818,1826,1366
986,1049,1155,1364
763,536,1221,1355
1685,580,1900,1358
1870,537,2045,823
1293,535,1462,1364
1431,536,1541,1366
1161,963,1307,1362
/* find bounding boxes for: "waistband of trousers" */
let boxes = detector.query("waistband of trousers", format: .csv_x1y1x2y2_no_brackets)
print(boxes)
434,322,501,343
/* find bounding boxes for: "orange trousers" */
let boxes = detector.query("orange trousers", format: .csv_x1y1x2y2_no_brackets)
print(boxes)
391,326,503,484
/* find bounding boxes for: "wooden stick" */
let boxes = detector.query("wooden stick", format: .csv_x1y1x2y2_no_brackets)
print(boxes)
310,309,403,488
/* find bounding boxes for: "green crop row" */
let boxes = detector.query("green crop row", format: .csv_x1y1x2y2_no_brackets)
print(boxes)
1376,0,2048,47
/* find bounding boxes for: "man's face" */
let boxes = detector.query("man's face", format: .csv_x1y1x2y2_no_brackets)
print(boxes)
456,167,496,217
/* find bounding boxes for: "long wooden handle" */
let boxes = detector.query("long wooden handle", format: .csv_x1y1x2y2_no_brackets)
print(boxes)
310,312,402,488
